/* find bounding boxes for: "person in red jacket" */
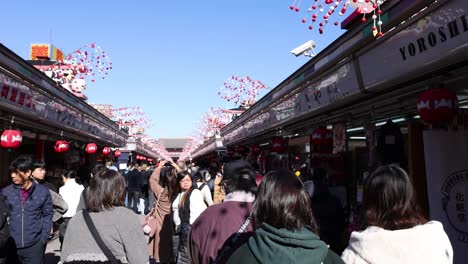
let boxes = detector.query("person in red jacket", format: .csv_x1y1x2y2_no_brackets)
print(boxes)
188,160,257,264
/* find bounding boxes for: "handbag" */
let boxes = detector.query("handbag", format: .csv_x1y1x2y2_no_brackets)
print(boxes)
81,210,122,264
141,191,162,237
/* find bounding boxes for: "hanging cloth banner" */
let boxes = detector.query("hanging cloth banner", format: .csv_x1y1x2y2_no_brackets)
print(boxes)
423,129,468,264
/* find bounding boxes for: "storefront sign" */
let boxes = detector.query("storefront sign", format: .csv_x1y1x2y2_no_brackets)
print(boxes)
360,0,468,91
222,61,360,146
0,72,126,146
423,130,468,264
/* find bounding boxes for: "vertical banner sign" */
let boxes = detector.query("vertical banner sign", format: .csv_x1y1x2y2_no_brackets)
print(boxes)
332,123,347,154
423,130,468,264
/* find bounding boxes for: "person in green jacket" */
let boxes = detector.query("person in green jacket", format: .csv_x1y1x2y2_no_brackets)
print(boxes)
227,169,344,264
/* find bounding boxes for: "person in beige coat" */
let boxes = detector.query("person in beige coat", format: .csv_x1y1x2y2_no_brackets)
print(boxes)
148,161,178,263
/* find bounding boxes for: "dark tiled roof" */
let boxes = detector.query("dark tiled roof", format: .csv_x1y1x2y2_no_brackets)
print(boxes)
158,138,189,149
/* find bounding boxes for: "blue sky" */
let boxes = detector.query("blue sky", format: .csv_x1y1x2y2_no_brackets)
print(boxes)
1,0,345,138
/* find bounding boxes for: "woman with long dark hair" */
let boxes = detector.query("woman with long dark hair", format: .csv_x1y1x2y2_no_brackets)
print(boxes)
228,169,344,264
147,160,178,263
173,170,206,264
61,169,148,263
341,164,453,264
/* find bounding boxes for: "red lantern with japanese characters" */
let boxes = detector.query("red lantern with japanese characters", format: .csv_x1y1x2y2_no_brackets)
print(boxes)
102,147,111,155
235,145,248,155
54,140,69,153
312,127,333,153
1,130,23,149
85,143,97,154
417,88,459,124
250,144,262,156
271,137,288,154
114,149,121,157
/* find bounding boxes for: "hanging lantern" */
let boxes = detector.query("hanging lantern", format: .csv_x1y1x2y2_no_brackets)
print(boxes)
114,149,121,157
54,140,69,153
250,144,262,156
85,143,97,154
417,88,459,124
102,147,111,155
312,127,333,153
235,145,248,155
1,129,23,149
271,137,288,153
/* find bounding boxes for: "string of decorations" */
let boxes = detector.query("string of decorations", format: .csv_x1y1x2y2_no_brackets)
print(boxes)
289,0,386,36
218,75,268,108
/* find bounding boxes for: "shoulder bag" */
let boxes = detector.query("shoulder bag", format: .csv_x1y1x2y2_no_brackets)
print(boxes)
141,190,162,237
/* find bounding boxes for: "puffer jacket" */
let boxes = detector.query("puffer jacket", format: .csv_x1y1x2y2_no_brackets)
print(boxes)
1,182,53,248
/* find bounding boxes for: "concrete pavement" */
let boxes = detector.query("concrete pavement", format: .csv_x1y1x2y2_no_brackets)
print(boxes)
44,233,61,264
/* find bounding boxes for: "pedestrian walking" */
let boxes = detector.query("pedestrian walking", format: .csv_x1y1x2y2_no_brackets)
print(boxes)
1,157,53,264
173,170,206,264
58,170,84,246
146,160,177,263
31,161,68,225
193,171,214,207
126,163,144,213
188,160,257,264
61,169,148,263
341,164,453,264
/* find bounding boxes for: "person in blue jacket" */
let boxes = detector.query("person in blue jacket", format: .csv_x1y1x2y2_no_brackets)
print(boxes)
1,157,53,264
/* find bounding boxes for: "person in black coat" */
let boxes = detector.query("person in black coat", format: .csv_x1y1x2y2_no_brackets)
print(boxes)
311,168,346,254
126,163,144,213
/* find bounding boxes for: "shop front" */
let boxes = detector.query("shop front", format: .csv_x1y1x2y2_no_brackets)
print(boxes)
192,0,468,262
0,44,128,187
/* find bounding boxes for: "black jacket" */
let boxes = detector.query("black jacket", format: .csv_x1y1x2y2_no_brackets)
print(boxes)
126,169,144,192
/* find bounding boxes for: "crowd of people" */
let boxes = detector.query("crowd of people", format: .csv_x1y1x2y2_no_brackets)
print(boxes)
0,156,454,264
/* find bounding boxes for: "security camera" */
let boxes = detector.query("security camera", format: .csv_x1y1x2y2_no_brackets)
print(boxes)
291,40,316,57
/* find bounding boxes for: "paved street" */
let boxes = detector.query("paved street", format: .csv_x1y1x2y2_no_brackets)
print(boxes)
45,234,61,264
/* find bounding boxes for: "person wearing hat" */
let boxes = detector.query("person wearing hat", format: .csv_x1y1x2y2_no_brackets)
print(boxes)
188,160,257,264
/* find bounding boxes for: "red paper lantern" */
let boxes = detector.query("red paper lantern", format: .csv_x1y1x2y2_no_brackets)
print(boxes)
417,88,459,124
312,127,333,145
114,149,121,157
235,145,248,155
250,144,262,156
312,127,333,153
102,147,111,155
54,140,69,153
85,143,97,154
1,130,22,149
271,137,288,153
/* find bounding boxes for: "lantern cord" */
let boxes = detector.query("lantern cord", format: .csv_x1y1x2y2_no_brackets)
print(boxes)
10,116,15,126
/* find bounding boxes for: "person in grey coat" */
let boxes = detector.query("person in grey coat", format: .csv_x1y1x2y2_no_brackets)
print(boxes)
61,169,148,264
31,161,68,223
